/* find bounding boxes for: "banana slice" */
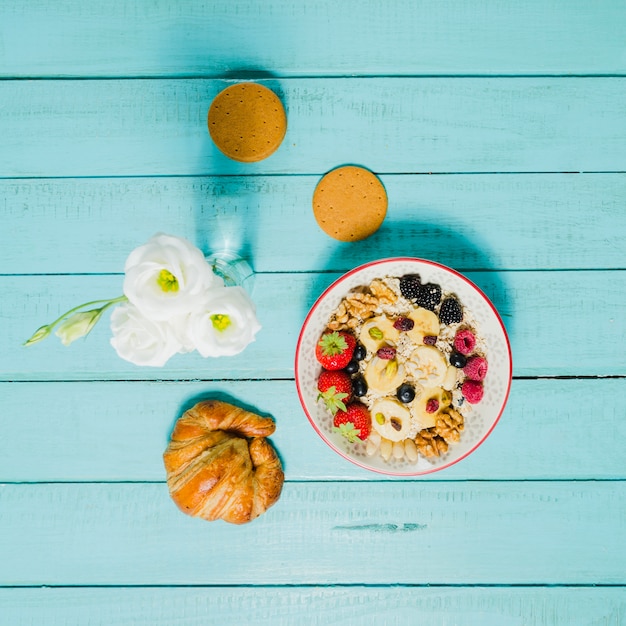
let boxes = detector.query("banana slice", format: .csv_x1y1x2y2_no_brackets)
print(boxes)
364,356,406,394
411,386,452,430
371,398,412,442
406,308,440,344
409,345,447,386
442,364,459,391
359,315,400,353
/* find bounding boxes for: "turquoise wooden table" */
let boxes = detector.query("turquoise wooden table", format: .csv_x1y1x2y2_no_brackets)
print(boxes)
1,1,626,624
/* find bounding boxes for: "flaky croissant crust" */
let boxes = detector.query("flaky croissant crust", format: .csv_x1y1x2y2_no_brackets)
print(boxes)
163,400,284,524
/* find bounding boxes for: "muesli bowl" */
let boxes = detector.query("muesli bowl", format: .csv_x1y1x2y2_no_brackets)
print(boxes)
295,258,512,476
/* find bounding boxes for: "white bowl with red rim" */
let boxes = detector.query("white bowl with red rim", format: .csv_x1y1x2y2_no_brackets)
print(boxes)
295,257,512,476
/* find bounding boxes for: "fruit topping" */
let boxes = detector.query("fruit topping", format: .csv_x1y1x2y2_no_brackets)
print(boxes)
333,402,372,441
353,343,367,361
423,335,437,345
461,380,484,404
370,398,412,441
463,355,488,381
352,375,368,397
396,383,416,403
454,329,476,355
425,398,439,413
315,330,356,370
399,274,421,300
344,360,359,375
359,316,400,353
317,370,352,415
377,346,397,360
439,297,463,325
393,316,415,331
406,308,440,344
409,345,448,386
415,282,442,311
449,352,467,368
364,356,405,394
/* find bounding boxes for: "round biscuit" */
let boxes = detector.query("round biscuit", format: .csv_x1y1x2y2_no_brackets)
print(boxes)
208,83,287,162
312,166,388,241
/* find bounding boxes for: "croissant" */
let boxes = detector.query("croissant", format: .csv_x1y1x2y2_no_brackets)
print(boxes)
163,400,284,524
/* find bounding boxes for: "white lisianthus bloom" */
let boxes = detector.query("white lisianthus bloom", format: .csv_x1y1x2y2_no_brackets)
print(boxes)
110,302,183,367
187,286,262,358
123,233,223,321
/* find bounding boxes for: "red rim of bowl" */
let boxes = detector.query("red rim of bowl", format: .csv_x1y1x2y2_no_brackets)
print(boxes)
294,257,513,476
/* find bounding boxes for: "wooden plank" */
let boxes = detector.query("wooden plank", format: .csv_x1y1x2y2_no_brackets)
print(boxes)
2,78,626,177
2,271,624,380
1,587,624,626
3,173,626,274
2,1,625,77
0,481,624,585
0,378,623,482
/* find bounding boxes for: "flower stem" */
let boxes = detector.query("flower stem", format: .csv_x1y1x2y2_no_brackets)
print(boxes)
23,295,127,346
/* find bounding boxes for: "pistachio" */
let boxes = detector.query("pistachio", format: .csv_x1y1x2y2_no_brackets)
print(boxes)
375,412,386,425
384,359,398,378
368,327,384,340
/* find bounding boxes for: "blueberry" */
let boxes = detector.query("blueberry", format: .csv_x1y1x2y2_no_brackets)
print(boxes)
344,360,359,375
396,383,416,403
353,376,368,397
353,344,367,361
449,352,467,368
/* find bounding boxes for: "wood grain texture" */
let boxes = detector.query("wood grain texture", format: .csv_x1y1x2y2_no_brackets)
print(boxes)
0,378,623,482
3,174,625,274
1,587,624,626
1,481,624,586
2,0,626,77
2,78,626,177
3,271,624,380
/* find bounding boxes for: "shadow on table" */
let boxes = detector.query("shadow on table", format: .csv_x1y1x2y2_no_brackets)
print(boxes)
305,218,513,338
191,67,287,270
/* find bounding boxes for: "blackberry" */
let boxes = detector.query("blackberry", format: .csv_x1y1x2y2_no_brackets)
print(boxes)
399,274,421,300
415,282,441,311
439,297,463,325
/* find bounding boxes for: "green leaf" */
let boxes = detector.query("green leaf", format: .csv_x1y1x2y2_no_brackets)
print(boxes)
333,422,361,443
317,386,349,416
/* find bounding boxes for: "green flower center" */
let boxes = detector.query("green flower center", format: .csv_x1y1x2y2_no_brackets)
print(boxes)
157,269,179,293
210,314,231,332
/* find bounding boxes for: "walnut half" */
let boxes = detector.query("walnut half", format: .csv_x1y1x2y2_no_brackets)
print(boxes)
435,409,464,444
414,428,448,458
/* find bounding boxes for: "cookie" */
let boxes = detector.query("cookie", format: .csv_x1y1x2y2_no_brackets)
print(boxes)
208,83,287,162
312,166,388,241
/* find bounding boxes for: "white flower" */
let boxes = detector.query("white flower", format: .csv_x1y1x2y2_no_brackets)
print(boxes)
123,233,223,321
186,286,262,358
110,302,183,367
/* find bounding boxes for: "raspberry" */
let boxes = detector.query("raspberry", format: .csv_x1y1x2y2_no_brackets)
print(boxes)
377,346,397,360
399,274,421,300
454,329,476,355
463,356,488,381
439,297,463,325
393,316,414,331
415,283,441,311
461,380,484,404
